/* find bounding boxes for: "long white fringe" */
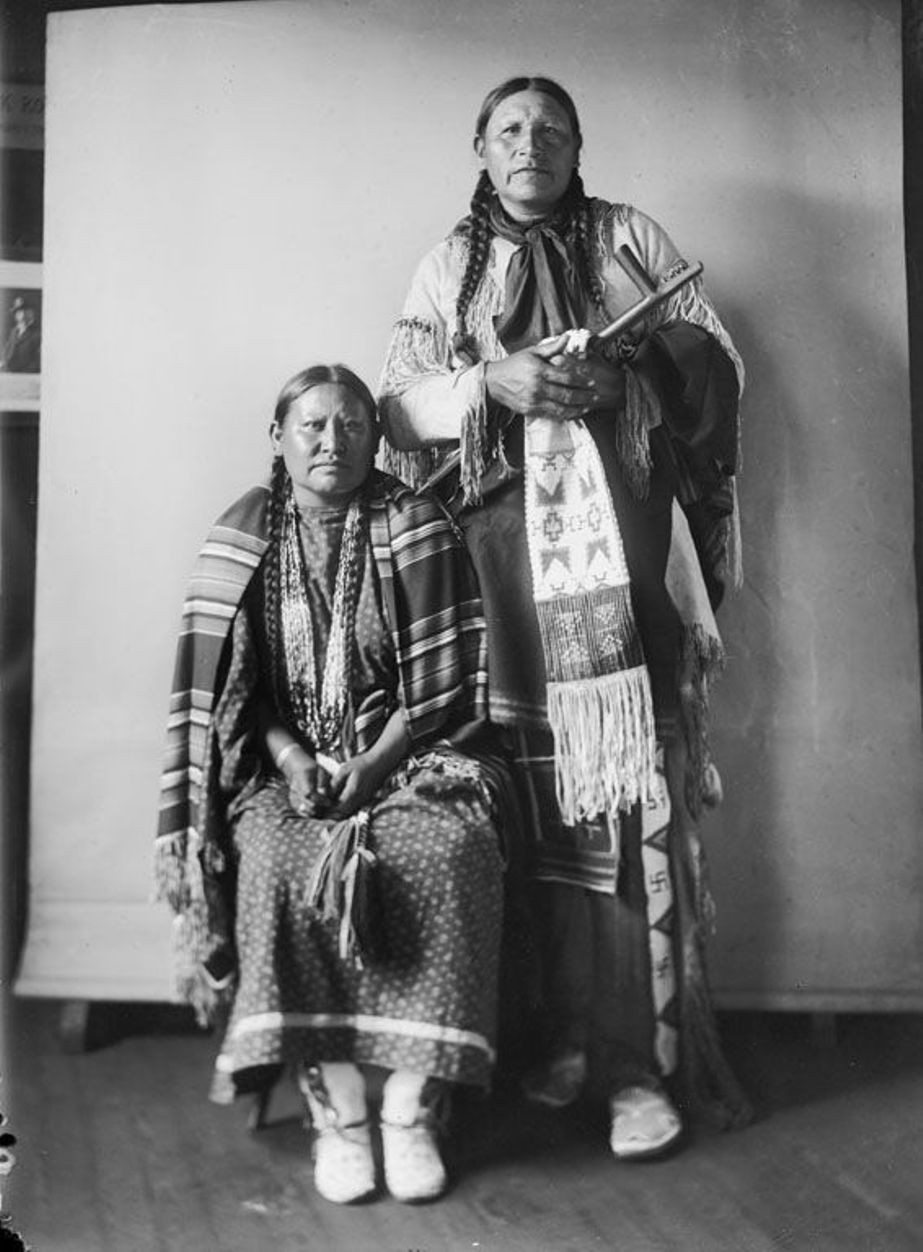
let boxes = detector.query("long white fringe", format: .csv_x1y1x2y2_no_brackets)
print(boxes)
546,666,657,825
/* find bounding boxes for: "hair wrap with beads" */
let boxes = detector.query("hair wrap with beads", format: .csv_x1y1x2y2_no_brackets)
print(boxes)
265,454,289,717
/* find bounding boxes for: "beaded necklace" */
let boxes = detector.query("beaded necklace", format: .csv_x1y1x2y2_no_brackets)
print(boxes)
279,487,365,753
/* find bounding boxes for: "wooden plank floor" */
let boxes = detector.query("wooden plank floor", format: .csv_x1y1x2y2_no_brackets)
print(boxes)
3,998,923,1251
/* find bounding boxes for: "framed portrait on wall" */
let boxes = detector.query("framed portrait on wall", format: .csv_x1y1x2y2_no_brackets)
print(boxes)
1,83,44,264
0,261,42,411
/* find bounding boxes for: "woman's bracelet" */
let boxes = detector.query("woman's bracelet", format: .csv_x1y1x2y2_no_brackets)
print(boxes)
274,742,300,772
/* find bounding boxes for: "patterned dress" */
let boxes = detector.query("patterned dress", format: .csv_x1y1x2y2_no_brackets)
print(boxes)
156,475,506,1100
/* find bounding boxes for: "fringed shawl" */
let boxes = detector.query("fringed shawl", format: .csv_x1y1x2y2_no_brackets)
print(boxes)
154,470,489,1013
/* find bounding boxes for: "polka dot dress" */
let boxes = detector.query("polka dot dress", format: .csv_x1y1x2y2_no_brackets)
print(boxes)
214,771,503,1095
209,504,504,1099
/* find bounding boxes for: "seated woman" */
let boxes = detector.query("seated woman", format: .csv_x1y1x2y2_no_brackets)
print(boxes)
155,364,507,1206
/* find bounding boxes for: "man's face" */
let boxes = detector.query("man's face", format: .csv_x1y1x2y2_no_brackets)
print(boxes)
476,90,580,222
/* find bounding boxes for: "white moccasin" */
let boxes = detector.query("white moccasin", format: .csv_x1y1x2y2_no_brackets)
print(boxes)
609,1085,682,1160
380,1115,447,1203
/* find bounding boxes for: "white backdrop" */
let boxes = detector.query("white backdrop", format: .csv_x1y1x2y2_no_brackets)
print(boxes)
17,0,922,1007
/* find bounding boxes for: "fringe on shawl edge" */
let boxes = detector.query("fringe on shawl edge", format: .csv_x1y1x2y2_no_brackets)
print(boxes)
153,830,231,1027
619,364,655,499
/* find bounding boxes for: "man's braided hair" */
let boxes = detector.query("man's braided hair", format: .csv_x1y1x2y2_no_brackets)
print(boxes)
452,76,608,359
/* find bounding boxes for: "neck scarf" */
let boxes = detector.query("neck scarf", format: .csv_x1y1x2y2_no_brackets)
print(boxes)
492,196,656,820
489,198,585,347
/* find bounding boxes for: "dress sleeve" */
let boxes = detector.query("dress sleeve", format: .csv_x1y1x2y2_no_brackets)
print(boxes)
377,244,490,491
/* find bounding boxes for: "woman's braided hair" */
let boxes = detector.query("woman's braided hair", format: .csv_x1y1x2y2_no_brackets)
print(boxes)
452,75,608,358
264,364,379,711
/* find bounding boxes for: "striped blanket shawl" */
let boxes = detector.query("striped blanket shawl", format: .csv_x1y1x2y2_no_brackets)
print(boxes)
154,470,489,977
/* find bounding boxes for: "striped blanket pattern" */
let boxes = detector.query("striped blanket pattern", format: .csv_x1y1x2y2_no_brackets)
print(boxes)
155,471,488,920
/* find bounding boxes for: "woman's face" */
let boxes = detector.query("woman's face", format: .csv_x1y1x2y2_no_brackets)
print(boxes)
272,382,377,509
475,89,580,222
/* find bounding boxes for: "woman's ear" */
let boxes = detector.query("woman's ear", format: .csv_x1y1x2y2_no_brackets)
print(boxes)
269,420,282,454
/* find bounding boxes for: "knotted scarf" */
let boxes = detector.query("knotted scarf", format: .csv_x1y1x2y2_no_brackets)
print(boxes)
490,198,585,346
491,200,656,821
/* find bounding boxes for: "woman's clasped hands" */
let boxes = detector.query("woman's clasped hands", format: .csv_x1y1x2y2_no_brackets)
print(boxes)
280,744,385,821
